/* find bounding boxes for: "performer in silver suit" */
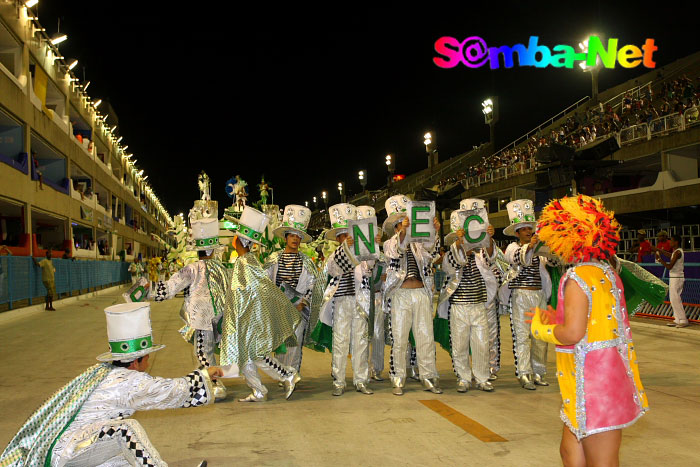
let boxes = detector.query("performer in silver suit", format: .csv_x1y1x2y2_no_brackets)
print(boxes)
153,217,228,401
500,199,552,390
313,203,375,396
265,204,321,375
382,195,442,396
437,205,498,393
0,302,219,467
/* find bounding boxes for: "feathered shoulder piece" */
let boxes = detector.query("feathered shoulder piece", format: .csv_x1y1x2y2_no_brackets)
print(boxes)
537,195,620,263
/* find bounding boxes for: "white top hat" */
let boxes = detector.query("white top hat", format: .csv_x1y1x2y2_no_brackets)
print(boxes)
272,204,312,243
229,206,270,245
459,198,486,212
382,195,410,237
503,199,536,237
188,218,222,251
97,302,165,362
356,205,376,220
444,210,465,247
325,203,357,240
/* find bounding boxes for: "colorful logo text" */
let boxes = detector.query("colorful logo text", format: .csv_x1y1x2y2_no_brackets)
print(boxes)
433,36,657,70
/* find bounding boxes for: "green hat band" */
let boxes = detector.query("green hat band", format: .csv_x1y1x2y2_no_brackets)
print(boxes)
194,237,220,247
237,223,263,241
109,336,153,355
332,222,348,229
283,221,307,231
510,214,535,224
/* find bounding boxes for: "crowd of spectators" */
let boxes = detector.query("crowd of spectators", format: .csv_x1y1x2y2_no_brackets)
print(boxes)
432,75,700,192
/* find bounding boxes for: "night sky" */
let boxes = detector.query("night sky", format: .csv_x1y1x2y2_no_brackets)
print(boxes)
35,1,700,218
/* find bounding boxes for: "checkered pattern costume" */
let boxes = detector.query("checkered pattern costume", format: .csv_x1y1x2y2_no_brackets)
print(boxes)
48,366,213,466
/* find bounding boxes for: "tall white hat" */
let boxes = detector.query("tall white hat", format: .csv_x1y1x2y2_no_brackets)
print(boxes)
459,198,486,212
325,203,357,240
97,302,165,362
227,206,270,245
357,205,383,238
188,218,223,251
382,194,410,237
272,204,312,243
503,199,536,237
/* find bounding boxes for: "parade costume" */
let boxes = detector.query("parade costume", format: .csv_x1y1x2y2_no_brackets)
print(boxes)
533,195,648,440
460,198,503,380
153,217,228,401
265,204,323,373
357,205,387,382
311,204,374,395
219,207,302,402
500,199,551,389
435,206,498,392
0,303,214,467
382,195,442,395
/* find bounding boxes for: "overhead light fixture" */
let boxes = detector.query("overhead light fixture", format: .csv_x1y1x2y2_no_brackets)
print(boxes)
93,99,102,108
25,0,39,8
110,125,117,132
116,136,123,143
67,59,78,70
50,33,67,45
83,81,90,91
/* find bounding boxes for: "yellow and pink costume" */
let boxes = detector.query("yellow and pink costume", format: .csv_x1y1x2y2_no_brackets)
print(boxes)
553,263,648,439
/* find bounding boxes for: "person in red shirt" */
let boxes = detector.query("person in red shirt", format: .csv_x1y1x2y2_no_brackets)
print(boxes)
631,230,652,263
652,230,672,255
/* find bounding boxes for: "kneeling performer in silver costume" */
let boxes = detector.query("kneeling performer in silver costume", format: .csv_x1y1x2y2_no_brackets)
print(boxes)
0,302,220,467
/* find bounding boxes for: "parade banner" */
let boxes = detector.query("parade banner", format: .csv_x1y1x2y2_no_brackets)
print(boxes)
122,277,149,303
456,208,490,250
407,201,435,244
347,216,379,260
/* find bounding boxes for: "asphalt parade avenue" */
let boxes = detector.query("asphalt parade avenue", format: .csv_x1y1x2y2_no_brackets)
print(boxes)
1,286,698,466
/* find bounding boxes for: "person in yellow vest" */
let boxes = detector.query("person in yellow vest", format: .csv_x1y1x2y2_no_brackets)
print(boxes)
529,195,648,466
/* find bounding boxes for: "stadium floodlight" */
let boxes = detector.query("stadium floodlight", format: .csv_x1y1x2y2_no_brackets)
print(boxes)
50,33,67,45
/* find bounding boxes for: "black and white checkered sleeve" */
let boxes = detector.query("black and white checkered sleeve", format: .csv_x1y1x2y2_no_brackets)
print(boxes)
446,251,460,269
154,281,168,302
182,369,211,408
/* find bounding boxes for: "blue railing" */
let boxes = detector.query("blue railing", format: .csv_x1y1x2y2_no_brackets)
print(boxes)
0,257,130,310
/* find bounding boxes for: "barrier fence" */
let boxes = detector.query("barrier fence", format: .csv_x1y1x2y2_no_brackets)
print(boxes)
0,257,130,310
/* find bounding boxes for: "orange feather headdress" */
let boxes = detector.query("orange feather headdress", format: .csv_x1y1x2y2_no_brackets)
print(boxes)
537,195,620,263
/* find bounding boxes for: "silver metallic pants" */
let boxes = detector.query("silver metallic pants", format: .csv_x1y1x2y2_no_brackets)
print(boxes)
241,355,294,398
509,288,548,377
277,314,309,373
450,303,490,385
194,329,217,368
389,288,438,383
59,419,165,467
332,296,369,387
486,300,501,375
369,296,386,373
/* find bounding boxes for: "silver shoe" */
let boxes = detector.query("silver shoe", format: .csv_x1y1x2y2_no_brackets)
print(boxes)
197,461,207,467
370,369,384,382
519,374,536,390
456,380,469,393
356,383,374,395
409,367,420,381
392,386,404,396
213,380,228,401
534,374,549,386
488,373,498,382
476,382,494,392
422,377,443,394
283,372,301,400
238,391,268,402
332,386,345,396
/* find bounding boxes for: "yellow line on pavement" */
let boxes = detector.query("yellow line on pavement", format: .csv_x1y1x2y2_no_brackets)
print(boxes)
419,400,508,442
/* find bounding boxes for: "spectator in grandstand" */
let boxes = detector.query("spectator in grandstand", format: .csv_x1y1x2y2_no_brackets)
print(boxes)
33,249,56,311
656,234,688,328
630,230,652,263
